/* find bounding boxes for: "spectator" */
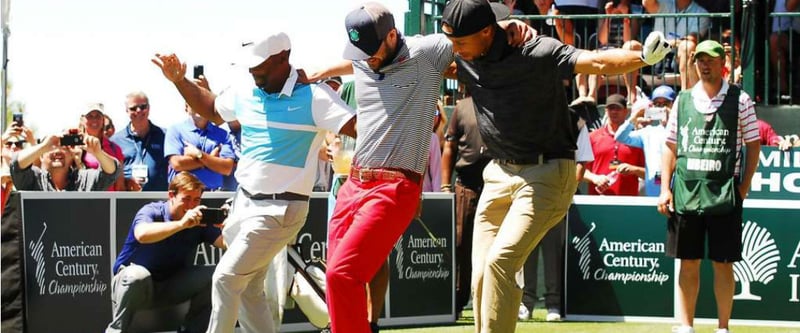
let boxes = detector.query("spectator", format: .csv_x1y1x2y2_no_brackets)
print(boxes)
153,30,357,333
164,103,236,191
583,94,646,195
11,130,120,191
105,171,225,333
769,0,800,103
80,103,126,191
441,94,492,319
553,0,601,102
615,85,675,196
104,114,116,138
597,0,645,104
423,109,444,192
110,91,169,191
1,121,35,212
757,119,793,151
643,0,711,90
440,0,669,331
657,40,761,333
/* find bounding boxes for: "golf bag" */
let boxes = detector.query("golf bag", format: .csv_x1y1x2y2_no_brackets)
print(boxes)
286,244,329,329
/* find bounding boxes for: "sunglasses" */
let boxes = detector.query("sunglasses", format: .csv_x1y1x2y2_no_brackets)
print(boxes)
4,141,23,148
128,104,149,112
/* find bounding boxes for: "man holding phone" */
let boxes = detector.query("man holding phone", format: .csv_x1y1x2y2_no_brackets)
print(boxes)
10,129,120,191
107,171,226,333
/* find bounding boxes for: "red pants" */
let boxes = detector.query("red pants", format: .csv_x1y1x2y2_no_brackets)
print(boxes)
326,176,421,333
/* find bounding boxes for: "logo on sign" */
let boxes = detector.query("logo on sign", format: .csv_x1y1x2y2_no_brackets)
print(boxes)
572,222,596,280
29,222,48,295
734,220,781,301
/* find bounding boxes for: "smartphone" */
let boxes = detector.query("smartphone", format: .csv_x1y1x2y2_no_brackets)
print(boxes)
60,129,82,146
193,65,204,79
200,207,227,225
12,112,23,126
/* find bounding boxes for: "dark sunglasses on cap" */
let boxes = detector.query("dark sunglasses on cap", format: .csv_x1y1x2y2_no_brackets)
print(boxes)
128,104,149,112
4,141,23,148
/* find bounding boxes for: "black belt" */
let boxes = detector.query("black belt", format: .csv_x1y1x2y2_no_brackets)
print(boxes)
240,188,309,201
495,152,575,165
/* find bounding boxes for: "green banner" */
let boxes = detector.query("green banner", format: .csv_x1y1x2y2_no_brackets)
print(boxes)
748,146,800,200
566,198,674,318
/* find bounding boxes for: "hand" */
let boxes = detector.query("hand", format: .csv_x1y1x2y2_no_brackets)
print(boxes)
737,183,749,200
182,141,202,158
657,190,674,217
151,53,187,83
615,163,635,175
45,135,61,147
777,139,792,151
124,178,142,191
604,1,616,14
2,122,23,141
593,175,611,193
210,145,221,157
180,205,206,228
641,31,672,65
500,19,537,47
83,135,101,155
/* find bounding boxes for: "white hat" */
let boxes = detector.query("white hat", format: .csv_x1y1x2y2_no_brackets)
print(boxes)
238,32,291,69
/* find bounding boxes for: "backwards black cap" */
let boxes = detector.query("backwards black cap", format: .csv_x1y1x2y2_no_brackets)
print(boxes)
442,0,511,37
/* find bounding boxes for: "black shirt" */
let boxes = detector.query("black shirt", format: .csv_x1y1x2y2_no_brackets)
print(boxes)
455,32,582,161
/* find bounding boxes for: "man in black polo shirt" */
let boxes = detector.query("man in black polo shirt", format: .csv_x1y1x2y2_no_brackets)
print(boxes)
440,0,671,331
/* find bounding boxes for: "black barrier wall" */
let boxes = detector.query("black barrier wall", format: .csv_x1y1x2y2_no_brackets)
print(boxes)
14,192,455,333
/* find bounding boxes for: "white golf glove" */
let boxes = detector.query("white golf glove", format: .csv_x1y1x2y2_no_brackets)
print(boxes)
641,31,672,65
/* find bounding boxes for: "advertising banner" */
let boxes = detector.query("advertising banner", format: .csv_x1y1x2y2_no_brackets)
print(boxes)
22,194,113,333
566,196,674,319
748,147,800,200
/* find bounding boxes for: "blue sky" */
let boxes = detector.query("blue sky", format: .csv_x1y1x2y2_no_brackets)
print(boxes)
6,0,407,136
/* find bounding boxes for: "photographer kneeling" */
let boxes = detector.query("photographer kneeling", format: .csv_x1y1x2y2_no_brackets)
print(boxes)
106,172,226,333
10,129,121,191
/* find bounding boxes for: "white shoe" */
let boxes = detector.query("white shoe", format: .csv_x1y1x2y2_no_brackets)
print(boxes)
714,329,731,333
517,303,530,321
545,308,561,322
672,326,694,333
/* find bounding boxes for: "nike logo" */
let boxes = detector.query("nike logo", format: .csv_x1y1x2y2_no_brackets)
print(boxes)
287,106,302,111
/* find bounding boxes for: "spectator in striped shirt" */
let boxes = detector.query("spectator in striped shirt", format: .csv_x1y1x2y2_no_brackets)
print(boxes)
657,40,760,333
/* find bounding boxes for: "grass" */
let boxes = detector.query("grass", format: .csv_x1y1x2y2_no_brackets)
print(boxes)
381,309,800,333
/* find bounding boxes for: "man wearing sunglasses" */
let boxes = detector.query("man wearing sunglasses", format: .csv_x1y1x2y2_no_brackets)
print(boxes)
110,92,169,191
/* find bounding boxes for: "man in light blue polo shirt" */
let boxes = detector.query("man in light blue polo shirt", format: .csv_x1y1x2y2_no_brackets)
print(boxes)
164,104,236,191
111,91,169,191
152,31,356,333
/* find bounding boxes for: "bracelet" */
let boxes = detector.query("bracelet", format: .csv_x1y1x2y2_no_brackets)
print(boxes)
440,184,453,191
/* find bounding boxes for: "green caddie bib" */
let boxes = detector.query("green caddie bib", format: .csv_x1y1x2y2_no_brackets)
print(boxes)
673,86,740,216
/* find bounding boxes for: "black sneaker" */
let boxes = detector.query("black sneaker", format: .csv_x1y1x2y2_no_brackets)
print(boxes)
370,322,380,333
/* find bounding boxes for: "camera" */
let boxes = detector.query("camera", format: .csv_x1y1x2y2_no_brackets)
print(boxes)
12,112,23,126
199,207,228,225
60,129,83,146
193,65,204,79
644,106,667,125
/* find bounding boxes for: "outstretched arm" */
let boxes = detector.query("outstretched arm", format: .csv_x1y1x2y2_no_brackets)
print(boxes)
574,31,670,75
152,54,223,125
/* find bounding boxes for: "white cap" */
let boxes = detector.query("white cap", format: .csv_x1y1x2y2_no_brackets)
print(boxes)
237,32,291,69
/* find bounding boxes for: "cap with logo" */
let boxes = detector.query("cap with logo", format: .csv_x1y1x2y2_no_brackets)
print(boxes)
441,0,511,37
693,40,724,60
343,2,396,60
84,102,105,117
651,85,676,101
605,94,628,108
238,32,292,69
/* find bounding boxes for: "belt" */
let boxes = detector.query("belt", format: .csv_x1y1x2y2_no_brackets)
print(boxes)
240,188,309,201
495,152,575,165
350,167,423,185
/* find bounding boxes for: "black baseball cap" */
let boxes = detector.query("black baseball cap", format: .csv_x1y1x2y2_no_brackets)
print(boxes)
343,2,396,60
442,0,511,37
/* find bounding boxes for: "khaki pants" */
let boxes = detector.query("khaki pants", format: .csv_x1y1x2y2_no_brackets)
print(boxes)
472,159,577,333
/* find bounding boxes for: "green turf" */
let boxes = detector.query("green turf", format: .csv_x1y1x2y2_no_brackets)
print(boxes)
381,309,800,333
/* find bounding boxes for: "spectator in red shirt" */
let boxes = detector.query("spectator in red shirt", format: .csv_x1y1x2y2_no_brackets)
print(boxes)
81,103,126,191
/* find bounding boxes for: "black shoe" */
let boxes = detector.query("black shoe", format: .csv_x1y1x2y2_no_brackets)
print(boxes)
370,322,380,333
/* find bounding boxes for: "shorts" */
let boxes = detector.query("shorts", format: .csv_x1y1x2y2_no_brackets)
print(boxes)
665,198,743,262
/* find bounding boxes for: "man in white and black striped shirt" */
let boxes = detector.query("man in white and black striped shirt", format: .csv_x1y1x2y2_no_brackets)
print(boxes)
304,2,532,333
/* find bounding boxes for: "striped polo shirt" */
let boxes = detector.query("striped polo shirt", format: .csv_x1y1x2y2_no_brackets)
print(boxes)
215,67,355,196
666,80,759,176
352,34,454,175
